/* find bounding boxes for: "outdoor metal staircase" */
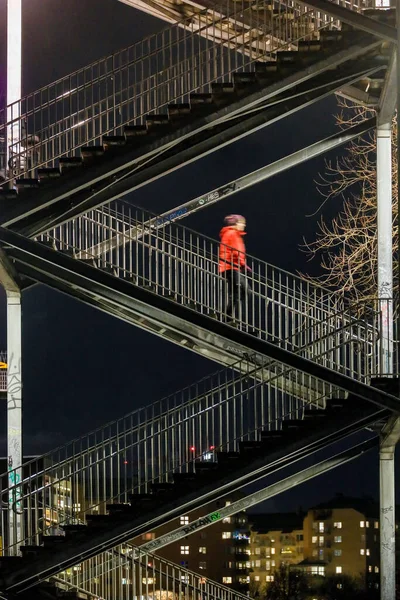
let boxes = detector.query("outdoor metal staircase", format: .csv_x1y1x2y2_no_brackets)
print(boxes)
0,200,397,406
0,352,388,594
0,11,394,236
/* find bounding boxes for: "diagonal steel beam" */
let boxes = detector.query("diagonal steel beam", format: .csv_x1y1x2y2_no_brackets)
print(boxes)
8,54,384,239
1,227,400,413
81,117,376,257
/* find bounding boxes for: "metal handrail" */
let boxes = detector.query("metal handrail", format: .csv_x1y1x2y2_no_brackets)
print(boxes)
38,200,394,381
0,0,370,185
55,538,252,600
2,353,338,554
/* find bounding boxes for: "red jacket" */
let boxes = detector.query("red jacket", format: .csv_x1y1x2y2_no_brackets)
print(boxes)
219,226,246,272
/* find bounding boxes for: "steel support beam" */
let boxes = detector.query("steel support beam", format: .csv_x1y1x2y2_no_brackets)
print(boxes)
0,227,399,413
380,417,400,600
83,117,376,257
2,45,384,237
81,436,379,585
377,123,394,374
0,249,22,556
299,0,396,41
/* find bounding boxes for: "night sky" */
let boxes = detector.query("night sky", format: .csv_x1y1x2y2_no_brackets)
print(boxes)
0,0,397,512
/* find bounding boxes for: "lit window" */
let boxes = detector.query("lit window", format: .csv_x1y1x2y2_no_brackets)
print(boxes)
255,560,261,567
334,522,342,529
312,536,318,544
199,547,207,554
375,566,379,573
312,549,318,557
222,532,232,539
334,549,342,557
222,517,231,524
223,577,232,584
318,522,324,533
266,561,270,570
181,576,189,584
225,501,231,507
255,548,261,555
180,546,189,555
336,566,342,574
360,549,365,555
199,578,206,585
366,521,370,528
366,549,370,556
374,521,379,529
199,561,206,570
271,560,275,567
319,536,324,547
360,521,365,528
271,548,275,554
122,578,132,585
180,516,189,525
73,503,81,512
142,578,154,585
254,576,260,582
369,566,372,573
334,536,342,543
266,575,274,582
142,532,155,541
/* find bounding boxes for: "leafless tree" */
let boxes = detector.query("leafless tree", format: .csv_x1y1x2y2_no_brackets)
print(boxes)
301,100,397,305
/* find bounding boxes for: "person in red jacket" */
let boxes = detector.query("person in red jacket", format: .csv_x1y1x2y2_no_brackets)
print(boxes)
219,214,250,321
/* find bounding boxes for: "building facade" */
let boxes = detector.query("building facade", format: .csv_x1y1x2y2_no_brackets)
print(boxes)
249,512,305,585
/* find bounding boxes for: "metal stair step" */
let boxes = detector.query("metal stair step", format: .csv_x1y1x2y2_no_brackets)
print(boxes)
189,93,213,105
59,157,83,172
217,451,241,464
281,419,309,431
145,114,170,129
304,408,327,419
124,124,148,140
194,461,219,473
81,146,105,161
38,167,61,180
150,481,175,494
168,103,191,119
173,471,197,485
41,535,66,547
298,40,322,52
103,135,126,150
128,493,157,504
0,189,18,200
16,178,40,190
233,72,257,87
61,524,88,537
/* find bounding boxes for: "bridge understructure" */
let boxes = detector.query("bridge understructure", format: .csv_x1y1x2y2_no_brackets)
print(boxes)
0,1,399,599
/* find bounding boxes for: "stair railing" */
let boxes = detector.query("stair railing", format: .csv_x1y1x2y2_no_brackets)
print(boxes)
39,200,396,382
1,357,338,555
0,0,369,185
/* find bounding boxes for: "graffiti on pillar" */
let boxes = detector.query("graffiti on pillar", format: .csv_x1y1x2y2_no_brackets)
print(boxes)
379,280,392,299
7,352,22,410
7,352,22,515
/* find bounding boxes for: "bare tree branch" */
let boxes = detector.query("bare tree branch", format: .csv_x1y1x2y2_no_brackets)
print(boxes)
300,99,397,304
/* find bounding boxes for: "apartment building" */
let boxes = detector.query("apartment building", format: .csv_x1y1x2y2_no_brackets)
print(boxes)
249,512,305,584
248,496,383,591
301,496,380,589
134,494,251,591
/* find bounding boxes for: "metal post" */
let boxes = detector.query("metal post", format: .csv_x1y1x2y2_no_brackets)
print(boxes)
379,417,400,600
6,0,22,183
0,251,23,555
377,124,393,375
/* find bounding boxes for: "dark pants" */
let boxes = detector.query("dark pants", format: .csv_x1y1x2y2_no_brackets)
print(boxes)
224,269,250,320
